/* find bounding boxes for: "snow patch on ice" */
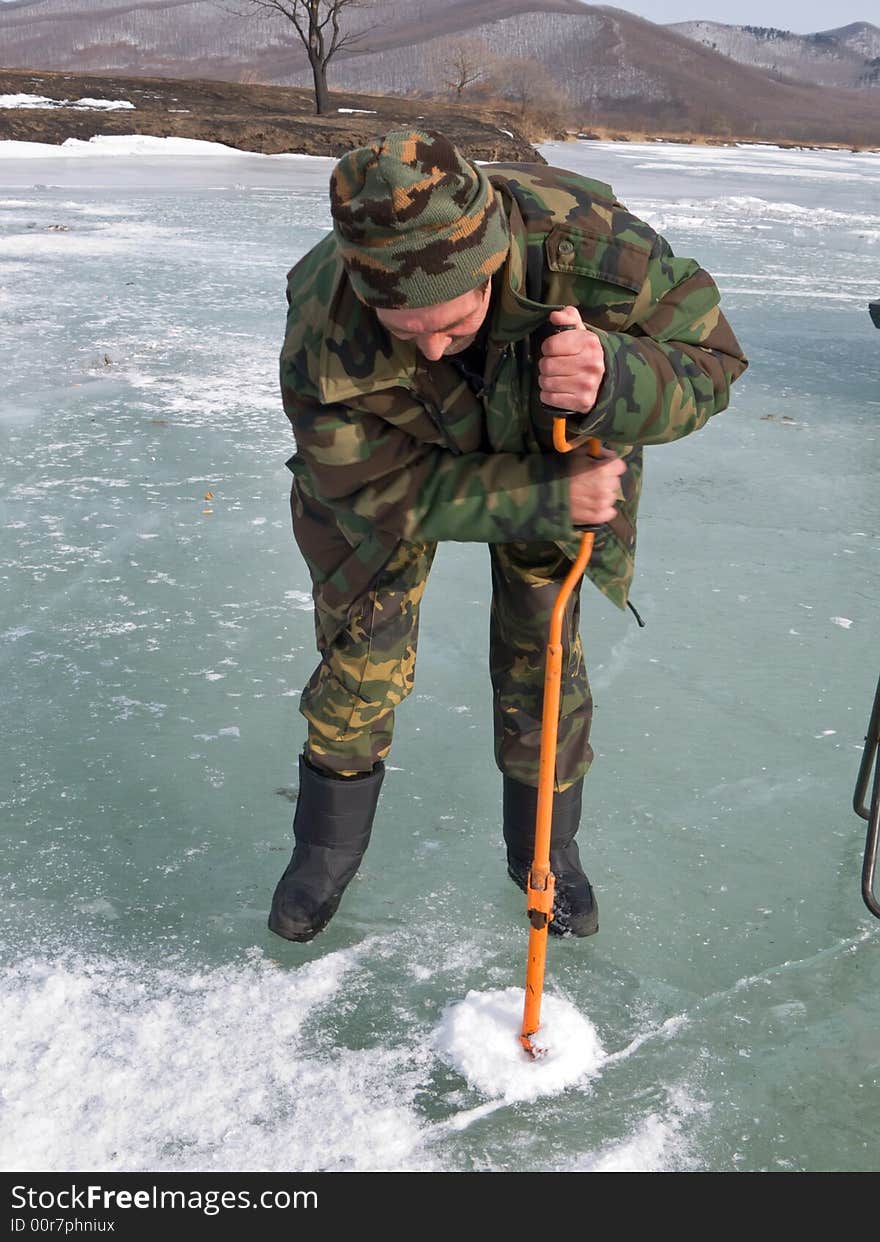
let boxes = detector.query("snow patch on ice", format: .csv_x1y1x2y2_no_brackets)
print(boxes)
0,135,334,159
77,898,119,920
0,95,134,111
566,1086,708,1172
0,218,177,260
1,626,33,642
0,943,439,1172
627,194,880,240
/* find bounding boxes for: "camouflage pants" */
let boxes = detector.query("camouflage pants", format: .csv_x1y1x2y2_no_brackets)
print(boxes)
300,539,593,790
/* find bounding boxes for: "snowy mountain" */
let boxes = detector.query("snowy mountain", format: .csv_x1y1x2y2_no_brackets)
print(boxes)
670,19,880,89
0,1,878,143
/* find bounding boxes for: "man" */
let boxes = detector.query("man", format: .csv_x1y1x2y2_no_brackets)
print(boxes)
269,129,747,943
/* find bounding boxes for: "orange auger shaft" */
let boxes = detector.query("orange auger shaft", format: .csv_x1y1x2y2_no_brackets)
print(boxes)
520,427,601,1058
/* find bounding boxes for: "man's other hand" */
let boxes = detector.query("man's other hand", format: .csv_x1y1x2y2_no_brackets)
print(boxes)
567,449,626,526
539,306,605,414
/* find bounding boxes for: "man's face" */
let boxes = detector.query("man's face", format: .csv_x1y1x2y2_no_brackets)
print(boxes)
374,280,491,362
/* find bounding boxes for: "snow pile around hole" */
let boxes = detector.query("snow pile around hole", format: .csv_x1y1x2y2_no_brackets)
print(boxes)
434,987,604,1102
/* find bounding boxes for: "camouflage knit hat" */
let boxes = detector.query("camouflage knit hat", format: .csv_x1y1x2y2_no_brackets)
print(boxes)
330,129,509,309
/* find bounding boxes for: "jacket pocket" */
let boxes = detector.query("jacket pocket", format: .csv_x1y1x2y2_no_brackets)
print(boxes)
545,224,652,292
544,225,652,332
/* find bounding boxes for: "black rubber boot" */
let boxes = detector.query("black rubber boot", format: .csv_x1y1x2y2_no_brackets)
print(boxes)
268,755,385,943
503,775,598,937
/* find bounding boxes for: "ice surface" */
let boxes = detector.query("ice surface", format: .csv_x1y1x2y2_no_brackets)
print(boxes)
1,136,878,1173
576,139,880,185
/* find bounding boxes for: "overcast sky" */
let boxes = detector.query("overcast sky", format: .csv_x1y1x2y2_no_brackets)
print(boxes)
608,1,875,33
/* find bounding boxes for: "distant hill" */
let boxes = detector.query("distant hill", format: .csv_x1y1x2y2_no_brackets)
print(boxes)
670,20,880,90
1,1,878,146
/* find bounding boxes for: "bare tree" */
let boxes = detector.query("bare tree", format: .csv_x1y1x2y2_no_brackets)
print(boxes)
481,53,573,141
488,55,564,123
237,0,370,115
437,39,489,98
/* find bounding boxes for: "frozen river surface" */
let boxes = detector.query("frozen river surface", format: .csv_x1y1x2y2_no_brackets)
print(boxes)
1,136,878,1172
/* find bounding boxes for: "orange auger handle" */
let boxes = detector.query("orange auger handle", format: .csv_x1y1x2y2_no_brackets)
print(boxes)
520,424,602,1058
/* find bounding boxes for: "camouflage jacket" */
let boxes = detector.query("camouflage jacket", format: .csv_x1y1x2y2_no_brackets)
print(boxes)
280,162,748,646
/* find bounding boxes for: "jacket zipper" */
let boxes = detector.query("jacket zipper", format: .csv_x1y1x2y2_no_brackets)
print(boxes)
484,342,513,399
419,398,462,456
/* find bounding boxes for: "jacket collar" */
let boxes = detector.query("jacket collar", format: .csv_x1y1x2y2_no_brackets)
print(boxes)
318,191,560,405
489,186,561,343
318,264,417,405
